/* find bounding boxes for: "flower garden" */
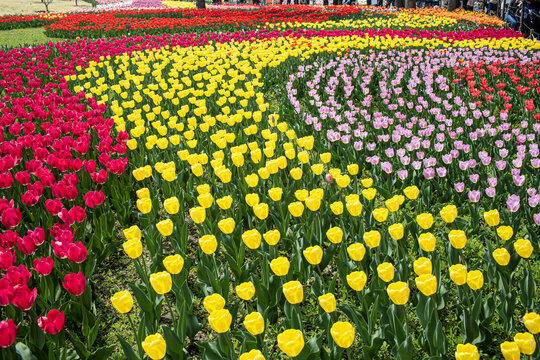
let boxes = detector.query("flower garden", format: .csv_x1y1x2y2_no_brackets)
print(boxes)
0,4,539,360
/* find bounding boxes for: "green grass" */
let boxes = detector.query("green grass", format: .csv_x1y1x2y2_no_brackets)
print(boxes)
0,27,65,48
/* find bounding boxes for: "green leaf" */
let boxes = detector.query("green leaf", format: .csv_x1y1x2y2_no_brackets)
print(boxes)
15,342,38,360
117,335,140,360
129,283,154,315
198,341,224,360
163,326,185,358
67,330,91,359
88,345,116,360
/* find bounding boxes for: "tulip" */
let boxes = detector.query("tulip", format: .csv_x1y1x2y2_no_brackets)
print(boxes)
253,203,269,220
403,185,419,199
197,193,213,208
283,281,303,304
413,257,432,276
416,274,437,296
263,230,280,246
348,164,359,175
136,188,150,199
326,227,343,244
149,272,172,295
364,230,381,248
0,319,16,348
244,312,264,335
416,213,434,229
110,290,133,314
33,257,54,276
277,329,304,357
448,230,467,249
63,272,86,296
203,294,226,313
0,248,16,271
455,343,480,360
377,263,395,283
497,226,513,241
346,271,367,291
385,197,400,212
330,201,344,215
483,209,500,226
38,309,65,334
142,333,167,360
492,248,510,266
239,349,265,360
500,341,520,360
156,219,174,237
514,333,536,355
418,233,436,252
466,270,484,290
346,200,362,216
362,188,378,201
123,239,142,259
209,308,232,333
0,279,13,306
305,197,321,211
268,187,283,202
242,229,262,250
137,198,152,214
236,282,255,301
372,208,389,222
270,257,290,277
123,225,141,242
12,285,37,310
347,243,366,261
331,321,355,348
440,205,457,223
388,223,404,240
190,206,206,224
387,282,410,305
361,178,373,187
218,218,235,234
216,196,232,210
514,239,533,258
449,264,468,286
303,246,323,265
523,313,540,334
245,194,260,207
318,293,336,313
163,254,184,274
295,190,309,202
288,202,304,217
199,235,218,254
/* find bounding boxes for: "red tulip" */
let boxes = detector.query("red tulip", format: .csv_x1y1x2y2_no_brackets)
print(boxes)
62,272,86,296
5,265,31,286
12,285,37,311
0,319,16,348
21,190,40,206
38,309,65,334
17,235,36,255
84,191,104,208
0,248,16,270
0,173,13,189
0,199,14,215
0,230,19,249
1,207,21,228
15,171,30,185
0,279,14,306
33,257,54,276
28,227,45,246
45,199,63,216
66,242,87,263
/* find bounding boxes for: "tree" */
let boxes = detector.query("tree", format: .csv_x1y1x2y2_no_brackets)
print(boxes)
196,0,206,8
42,0,53,12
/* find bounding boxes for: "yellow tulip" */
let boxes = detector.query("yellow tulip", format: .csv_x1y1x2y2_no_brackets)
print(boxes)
283,281,303,304
388,223,404,240
386,281,410,305
216,196,233,210
245,174,259,187
362,188,377,200
197,193,214,209
203,293,225,313
123,239,142,259
500,341,521,360
303,245,323,265
497,226,514,241
297,151,309,164
242,229,262,250
448,230,467,249
377,262,395,282
190,206,206,224
235,282,255,301
110,290,133,314
199,234,218,255
208,309,232,333
305,197,321,212
245,193,260,207
239,349,265,360
455,343,480,360
277,329,304,357
232,152,245,167
164,197,179,214
288,202,304,217
466,270,484,290
347,164,359,175
270,257,290,277
149,272,172,294
346,200,362,216
418,232,436,252
336,175,351,188
363,230,381,248
163,254,184,274
320,152,331,163
403,185,419,200
413,257,432,276
136,188,150,199
385,197,400,212
372,208,389,223
514,333,536,355
142,333,167,360
244,312,264,335
197,184,210,194
331,321,355,348
514,238,533,258
347,243,366,261
218,218,235,234
290,168,303,180
449,264,468,285
156,219,174,237
253,203,269,220
492,248,510,266
311,163,324,175
484,209,500,226
263,230,280,246
361,178,373,187
137,198,152,214
330,201,344,215
415,274,437,296
123,225,141,242
440,205,457,223
346,271,367,291
416,213,434,229
326,227,343,244
523,313,540,334
318,293,336,313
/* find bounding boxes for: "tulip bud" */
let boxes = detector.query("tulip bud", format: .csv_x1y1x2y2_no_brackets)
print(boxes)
156,219,174,237
136,198,152,214
149,272,172,295
283,281,303,304
235,282,255,301
239,349,265,360
523,313,540,334
385,197,400,212
363,230,381,248
142,333,167,360
387,281,410,305
190,206,206,224
455,343,480,360
377,263,395,283
245,193,260,207
500,341,520,360
110,290,134,314
242,229,262,250
449,264,467,285
244,312,264,335
62,272,86,296
253,203,269,220
277,329,304,357
346,271,367,291
372,208,388,222
123,239,143,259
403,185,419,199
288,202,304,217
163,254,184,274
268,187,283,202
497,226,513,241
318,293,336,313
331,321,355,348
361,178,373,187
416,213,434,230
123,225,141,242
415,274,437,296
209,308,232,333
218,218,235,234
0,319,16,348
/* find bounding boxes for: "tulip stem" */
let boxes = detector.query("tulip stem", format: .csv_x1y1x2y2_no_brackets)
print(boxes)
164,295,178,327
127,312,143,357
